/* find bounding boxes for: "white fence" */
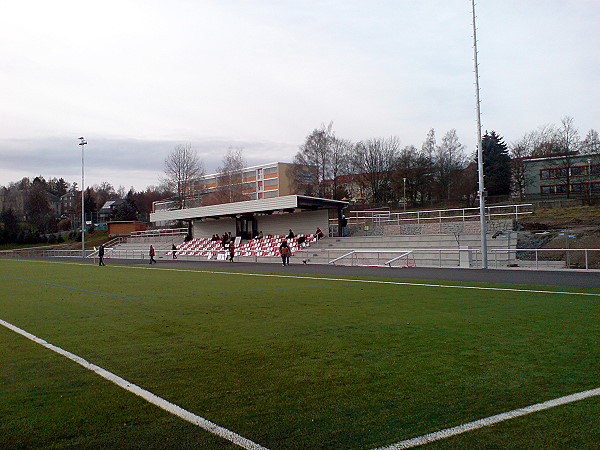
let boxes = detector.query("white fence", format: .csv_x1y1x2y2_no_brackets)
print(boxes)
2,245,599,270
317,247,599,270
336,204,532,226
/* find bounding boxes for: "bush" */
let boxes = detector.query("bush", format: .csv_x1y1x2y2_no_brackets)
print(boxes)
57,218,71,231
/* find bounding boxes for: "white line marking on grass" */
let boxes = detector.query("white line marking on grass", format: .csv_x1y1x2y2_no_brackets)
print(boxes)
0,318,268,450
373,387,600,449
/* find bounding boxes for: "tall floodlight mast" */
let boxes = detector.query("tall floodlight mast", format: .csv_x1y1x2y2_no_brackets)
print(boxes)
79,137,88,259
471,0,488,269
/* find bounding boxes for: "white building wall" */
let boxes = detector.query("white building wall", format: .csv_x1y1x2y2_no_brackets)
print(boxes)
256,210,329,237
193,218,236,238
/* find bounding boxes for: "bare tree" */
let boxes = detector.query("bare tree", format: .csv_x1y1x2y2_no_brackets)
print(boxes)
217,147,246,203
294,123,335,197
352,136,400,205
530,124,562,157
510,133,536,201
162,144,205,209
557,116,581,154
392,145,435,207
434,129,466,201
92,182,116,209
581,129,600,155
421,128,436,160
551,116,581,198
329,137,352,199
419,128,437,202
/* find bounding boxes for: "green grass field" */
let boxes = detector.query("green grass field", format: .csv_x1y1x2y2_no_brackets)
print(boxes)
1,259,599,449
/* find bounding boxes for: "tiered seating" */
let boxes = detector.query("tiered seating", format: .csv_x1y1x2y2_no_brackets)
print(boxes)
168,234,316,259
170,237,224,256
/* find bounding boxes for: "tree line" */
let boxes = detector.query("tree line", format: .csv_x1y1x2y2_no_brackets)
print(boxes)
294,116,599,206
0,175,172,243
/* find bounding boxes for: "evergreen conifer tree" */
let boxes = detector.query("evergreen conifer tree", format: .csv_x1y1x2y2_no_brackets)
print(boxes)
482,131,511,196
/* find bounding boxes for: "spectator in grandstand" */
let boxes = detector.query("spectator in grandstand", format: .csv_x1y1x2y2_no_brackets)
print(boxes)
297,235,306,247
279,240,291,266
287,229,295,239
222,233,229,247
211,234,219,241
149,245,156,264
171,243,177,259
257,230,263,239
98,244,105,266
315,227,324,240
228,241,235,262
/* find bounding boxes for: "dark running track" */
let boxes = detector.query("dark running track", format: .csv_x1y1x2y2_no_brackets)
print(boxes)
93,257,600,289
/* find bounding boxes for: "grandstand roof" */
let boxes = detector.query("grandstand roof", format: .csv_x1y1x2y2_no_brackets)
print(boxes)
149,195,347,223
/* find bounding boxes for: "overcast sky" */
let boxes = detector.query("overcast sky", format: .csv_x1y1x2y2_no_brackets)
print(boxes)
1,0,598,191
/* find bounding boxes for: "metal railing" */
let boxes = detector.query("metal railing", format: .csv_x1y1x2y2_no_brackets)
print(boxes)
0,249,92,258
328,250,416,267
385,251,415,267
331,204,533,227
327,249,438,267
487,248,600,270
2,243,598,271
130,228,188,238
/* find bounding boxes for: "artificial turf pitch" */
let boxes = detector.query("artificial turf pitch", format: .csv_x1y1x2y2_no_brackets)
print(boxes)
0,259,598,449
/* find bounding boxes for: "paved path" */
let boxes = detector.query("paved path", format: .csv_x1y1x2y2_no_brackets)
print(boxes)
104,257,600,289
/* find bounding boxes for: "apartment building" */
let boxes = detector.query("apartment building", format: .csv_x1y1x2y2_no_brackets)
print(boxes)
189,162,314,202
523,153,600,199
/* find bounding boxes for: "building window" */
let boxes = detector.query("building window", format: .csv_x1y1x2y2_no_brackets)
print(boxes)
570,166,584,177
541,184,568,195
570,183,585,192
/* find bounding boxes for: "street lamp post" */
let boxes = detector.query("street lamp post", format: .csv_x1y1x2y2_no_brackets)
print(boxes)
403,177,407,212
79,137,87,258
588,158,592,202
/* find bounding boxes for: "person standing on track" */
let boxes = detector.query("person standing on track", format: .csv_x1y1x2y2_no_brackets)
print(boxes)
149,245,156,264
279,240,290,266
98,244,105,266
228,241,235,262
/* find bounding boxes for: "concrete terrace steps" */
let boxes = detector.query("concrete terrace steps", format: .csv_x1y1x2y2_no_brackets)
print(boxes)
104,242,174,260
311,234,515,249
295,234,519,268
109,232,565,269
